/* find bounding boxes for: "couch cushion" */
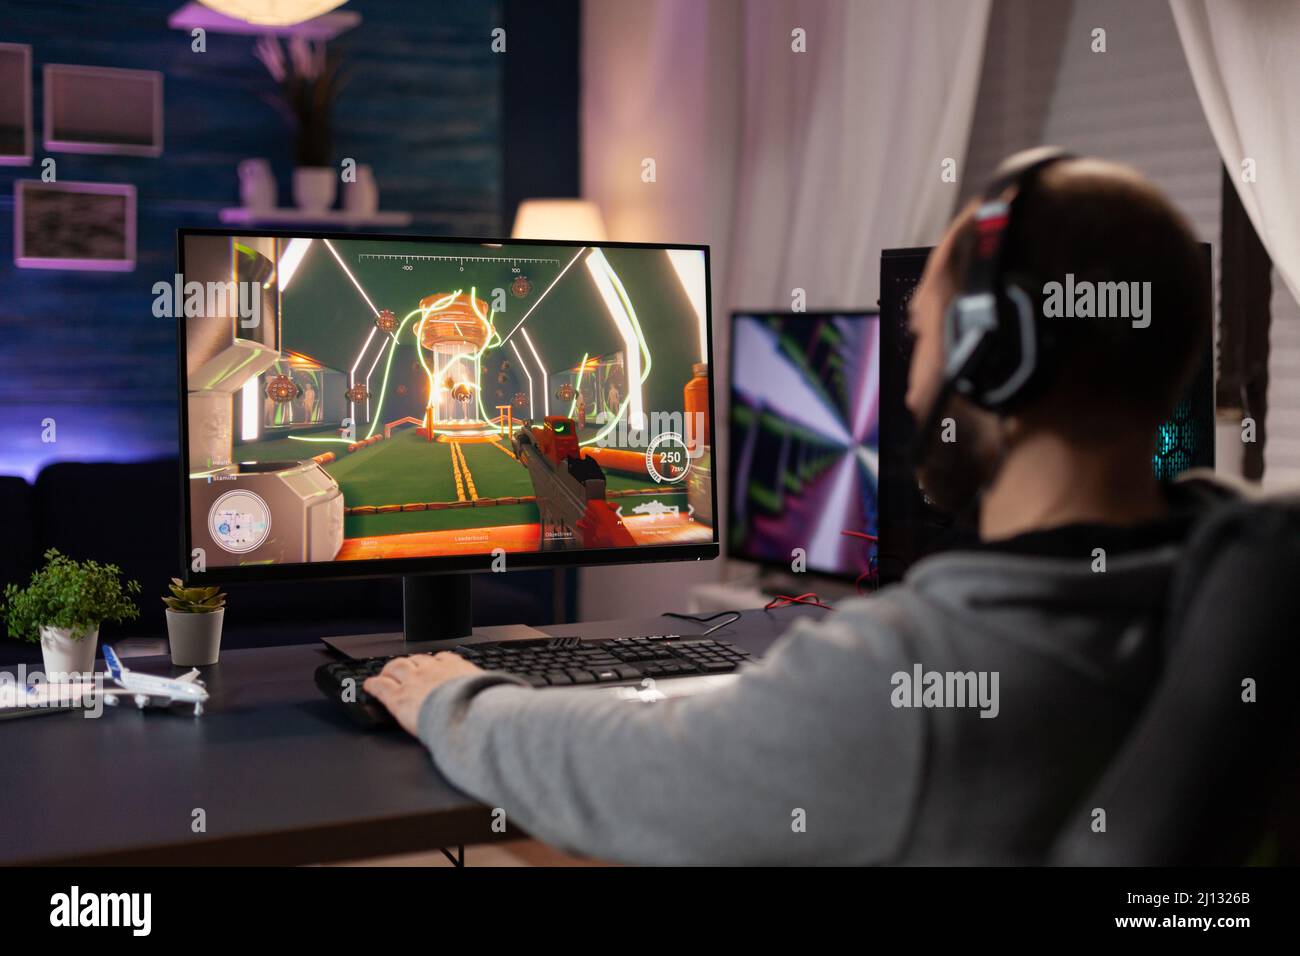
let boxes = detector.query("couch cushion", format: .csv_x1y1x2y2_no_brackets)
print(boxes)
0,476,36,592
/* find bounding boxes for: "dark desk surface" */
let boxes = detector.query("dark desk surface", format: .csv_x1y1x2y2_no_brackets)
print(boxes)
0,606,825,865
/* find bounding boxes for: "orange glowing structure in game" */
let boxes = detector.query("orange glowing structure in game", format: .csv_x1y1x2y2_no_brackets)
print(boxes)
414,291,495,437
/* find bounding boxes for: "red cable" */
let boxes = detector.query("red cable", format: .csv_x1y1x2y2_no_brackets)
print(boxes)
841,529,880,595
765,592,835,611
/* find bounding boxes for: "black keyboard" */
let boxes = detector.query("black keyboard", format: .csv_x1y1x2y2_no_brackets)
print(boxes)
315,634,754,729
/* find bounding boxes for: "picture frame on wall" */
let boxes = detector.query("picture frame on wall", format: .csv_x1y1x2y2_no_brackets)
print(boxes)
14,180,137,271
43,63,163,156
0,43,33,165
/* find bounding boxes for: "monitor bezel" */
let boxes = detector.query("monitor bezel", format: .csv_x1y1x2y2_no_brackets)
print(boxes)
175,227,719,585
726,308,880,583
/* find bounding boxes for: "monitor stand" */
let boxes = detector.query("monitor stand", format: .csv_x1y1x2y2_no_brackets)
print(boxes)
319,574,548,660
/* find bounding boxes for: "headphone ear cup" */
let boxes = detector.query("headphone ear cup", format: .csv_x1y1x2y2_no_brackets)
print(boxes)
943,295,985,399
976,281,1039,410
943,284,1040,411
943,290,1004,403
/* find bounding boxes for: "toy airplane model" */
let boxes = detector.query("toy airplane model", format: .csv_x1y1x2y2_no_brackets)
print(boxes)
101,645,210,716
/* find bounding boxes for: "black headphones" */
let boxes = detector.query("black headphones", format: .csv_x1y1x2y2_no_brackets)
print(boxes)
942,146,1075,412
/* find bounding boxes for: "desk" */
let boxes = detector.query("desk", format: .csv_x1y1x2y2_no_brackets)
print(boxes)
0,606,825,865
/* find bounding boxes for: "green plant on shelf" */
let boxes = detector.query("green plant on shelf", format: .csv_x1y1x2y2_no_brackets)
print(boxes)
254,35,346,168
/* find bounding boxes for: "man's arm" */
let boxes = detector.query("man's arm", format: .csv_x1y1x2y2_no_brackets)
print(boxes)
394,604,926,865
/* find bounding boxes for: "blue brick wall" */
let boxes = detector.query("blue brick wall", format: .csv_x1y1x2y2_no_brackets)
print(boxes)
0,0,502,478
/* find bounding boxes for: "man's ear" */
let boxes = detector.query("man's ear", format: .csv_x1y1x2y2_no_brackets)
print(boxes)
994,411,1024,445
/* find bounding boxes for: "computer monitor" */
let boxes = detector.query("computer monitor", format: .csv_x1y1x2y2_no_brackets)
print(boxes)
174,229,717,652
728,311,880,582
877,244,1215,581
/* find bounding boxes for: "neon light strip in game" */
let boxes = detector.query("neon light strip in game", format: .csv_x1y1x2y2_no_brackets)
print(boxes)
277,238,313,292
240,378,259,441
568,352,589,418
499,247,587,347
519,326,549,418
586,248,646,430
510,340,534,420
666,248,708,364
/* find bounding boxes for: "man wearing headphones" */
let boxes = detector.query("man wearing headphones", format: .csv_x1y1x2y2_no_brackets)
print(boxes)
365,151,1223,864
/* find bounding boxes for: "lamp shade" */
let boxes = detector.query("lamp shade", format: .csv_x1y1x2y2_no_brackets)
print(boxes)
197,0,348,26
511,199,608,242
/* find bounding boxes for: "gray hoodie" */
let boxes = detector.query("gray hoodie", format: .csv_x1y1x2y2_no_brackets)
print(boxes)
416,477,1235,864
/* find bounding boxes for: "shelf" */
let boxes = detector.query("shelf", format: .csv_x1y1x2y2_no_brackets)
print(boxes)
218,207,413,228
168,2,361,40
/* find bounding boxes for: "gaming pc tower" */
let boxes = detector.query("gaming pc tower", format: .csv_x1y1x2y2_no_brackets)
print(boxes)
176,230,718,656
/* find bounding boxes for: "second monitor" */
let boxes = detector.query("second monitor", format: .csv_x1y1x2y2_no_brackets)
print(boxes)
728,311,881,582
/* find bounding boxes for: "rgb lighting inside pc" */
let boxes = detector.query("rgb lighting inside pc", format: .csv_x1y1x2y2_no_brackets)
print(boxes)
728,312,880,580
178,233,715,569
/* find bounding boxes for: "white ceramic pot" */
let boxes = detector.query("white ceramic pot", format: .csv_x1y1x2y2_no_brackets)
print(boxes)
238,157,277,212
166,608,224,667
342,163,379,216
39,624,100,678
293,166,336,213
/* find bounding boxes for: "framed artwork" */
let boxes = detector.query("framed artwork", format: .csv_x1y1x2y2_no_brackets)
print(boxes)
44,64,163,156
0,43,33,165
14,180,137,271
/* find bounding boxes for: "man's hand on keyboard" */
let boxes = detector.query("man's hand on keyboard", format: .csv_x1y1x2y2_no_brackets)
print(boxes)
363,653,483,736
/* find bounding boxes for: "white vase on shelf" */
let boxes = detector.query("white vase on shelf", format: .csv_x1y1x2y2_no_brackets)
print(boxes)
342,163,378,216
293,167,336,213
238,158,277,212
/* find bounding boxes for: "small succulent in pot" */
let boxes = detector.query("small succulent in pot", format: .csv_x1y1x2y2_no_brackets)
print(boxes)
162,579,226,615
162,579,226,667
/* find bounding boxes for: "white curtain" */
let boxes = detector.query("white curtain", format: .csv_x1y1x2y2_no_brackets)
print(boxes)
723,0,991,310
584,0,992,309
581,0,992,619
1171,0,1300,306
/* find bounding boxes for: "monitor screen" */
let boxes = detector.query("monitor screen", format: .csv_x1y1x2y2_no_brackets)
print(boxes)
175,231,717,580
728,312,880,580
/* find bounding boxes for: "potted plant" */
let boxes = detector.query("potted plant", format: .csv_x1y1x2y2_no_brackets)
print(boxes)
0,549,140,676
254,35,346,213
162,579,226,667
